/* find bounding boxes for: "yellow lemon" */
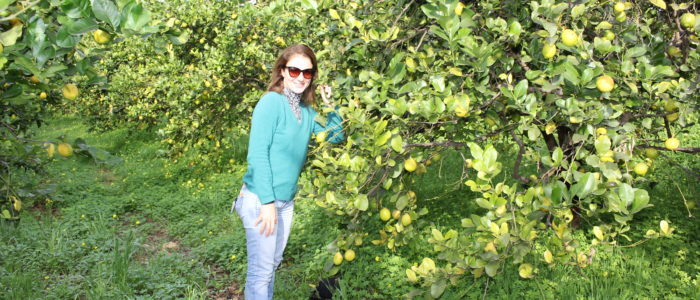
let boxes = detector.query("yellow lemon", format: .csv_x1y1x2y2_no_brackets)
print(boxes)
46,142,55,157
603,30,615,41
315,131,327,143
30,75,40,84
344,249,356,262
545,122,556,134
634,162,648,176
681,13,696,29
379,208,391,221
57,143,73,157
455,2,464,16
92,29,111,44
666,113,679,122
62,84,79,100
455,105,468,117
392,209,401,220
613,2,626,14
596,75,615,93
665,137,680,150
333,252,343,265
596,127,608,135
615,12,627,22
561,29,578,47
401,213,412,226
663,100,678,112
542,43,557,59
39,92,47,99
404,157,417,172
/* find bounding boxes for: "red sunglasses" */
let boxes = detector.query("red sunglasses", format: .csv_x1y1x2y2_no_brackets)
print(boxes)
285,66,315,79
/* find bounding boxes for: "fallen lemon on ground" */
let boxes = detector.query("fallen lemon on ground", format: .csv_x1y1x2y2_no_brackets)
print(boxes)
344,249,355,262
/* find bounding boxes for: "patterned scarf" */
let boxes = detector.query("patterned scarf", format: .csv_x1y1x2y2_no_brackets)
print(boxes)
283,87,302,122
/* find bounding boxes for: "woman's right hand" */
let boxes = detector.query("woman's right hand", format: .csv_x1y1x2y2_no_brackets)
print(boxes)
255,203,277,236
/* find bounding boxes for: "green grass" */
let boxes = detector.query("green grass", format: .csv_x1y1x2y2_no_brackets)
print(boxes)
1,115,699,299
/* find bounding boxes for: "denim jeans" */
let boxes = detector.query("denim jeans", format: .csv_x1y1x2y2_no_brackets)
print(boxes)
234,184,294,300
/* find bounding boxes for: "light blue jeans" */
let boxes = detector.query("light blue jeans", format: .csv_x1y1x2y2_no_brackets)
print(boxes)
233,184,294,300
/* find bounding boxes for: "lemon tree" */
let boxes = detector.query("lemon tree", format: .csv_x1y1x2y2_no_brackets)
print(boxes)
0,0,181,219
67,0,699,297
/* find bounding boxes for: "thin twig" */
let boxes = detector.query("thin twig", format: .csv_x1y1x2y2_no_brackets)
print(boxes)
636,144,700,154
0,0,40,22
673,182,693,218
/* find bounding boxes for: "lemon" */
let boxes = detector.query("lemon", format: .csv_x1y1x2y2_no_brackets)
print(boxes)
603,30,615,41
62,84,79,100
681,13,696,29
344,249,356,262
615,12,627,22
30,75,40,84
663,100,678,112
596,75,615,93
12,196,21,211
379,208,391,221
542,43,557,59
645,148,659,159
596,127,607,135
455,105,468,117
57,143,73,157
46,142,55,157
544,250,553,264
333,252,343,265
392,209,401,220
455,2,464,16
40,92,47,99
634,162,648,176
401,213,412,226
665,137,680,150
561,29,578,47
404,157,417,172
92,29,111,44
613,2,625,14
666,113,679,122
545,122,556,134
315,131,327,143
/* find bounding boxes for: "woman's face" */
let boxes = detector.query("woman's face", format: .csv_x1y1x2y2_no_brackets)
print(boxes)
282,54,313,94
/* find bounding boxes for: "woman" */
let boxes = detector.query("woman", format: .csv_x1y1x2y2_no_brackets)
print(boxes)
232,44,344,299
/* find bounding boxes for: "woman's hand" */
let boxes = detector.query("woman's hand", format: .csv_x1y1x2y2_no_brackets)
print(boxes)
319,84,332,107
255,203,277,236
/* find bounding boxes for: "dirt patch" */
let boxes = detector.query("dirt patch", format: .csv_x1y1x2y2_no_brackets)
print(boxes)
210,283,243,300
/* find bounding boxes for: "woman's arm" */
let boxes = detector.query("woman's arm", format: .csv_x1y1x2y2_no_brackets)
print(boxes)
247,93,280,204
313,84,345,144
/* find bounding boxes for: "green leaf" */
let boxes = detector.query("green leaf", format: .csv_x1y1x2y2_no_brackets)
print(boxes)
485,262,499,277
514,79,528,99
375,131,391,146
122,2,151,33
91,0,121,29
67,18,98,35
396,195,408,210
0,25,23,46
626,46,647,58
618,183,634,209
354,195,368,211
630,189,650,214
648,0,666,10
572,173,596,199
571,4,586,18
390,135,403,153
468,142,484,160
61,0,90,18
430,280,447,298
0,0,15,10
552,147,563,166
594,136,611,154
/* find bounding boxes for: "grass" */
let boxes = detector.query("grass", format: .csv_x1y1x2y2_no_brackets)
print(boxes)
1,114,699,299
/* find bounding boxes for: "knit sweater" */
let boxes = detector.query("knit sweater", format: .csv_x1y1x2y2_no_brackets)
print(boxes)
242,91,344,204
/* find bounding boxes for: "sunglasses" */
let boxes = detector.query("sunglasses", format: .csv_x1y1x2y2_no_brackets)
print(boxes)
285,66,315,79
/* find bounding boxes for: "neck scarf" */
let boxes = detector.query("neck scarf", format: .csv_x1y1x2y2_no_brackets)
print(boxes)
283,87,302,122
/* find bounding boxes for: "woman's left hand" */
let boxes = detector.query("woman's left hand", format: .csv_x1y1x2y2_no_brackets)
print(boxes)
319,84,332,107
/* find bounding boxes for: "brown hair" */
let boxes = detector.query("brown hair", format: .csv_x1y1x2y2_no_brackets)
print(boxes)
267,44,317,106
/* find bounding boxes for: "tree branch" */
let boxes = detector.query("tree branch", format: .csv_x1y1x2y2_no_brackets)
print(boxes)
509,129,530,184
637,144,700,154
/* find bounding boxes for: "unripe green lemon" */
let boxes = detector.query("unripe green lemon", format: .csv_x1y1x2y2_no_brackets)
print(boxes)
680,13,696,29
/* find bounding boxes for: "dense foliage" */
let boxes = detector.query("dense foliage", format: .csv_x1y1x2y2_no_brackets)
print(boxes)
6,0,699,297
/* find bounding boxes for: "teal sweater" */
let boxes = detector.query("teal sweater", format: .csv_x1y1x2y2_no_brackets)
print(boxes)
242,91,344,204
